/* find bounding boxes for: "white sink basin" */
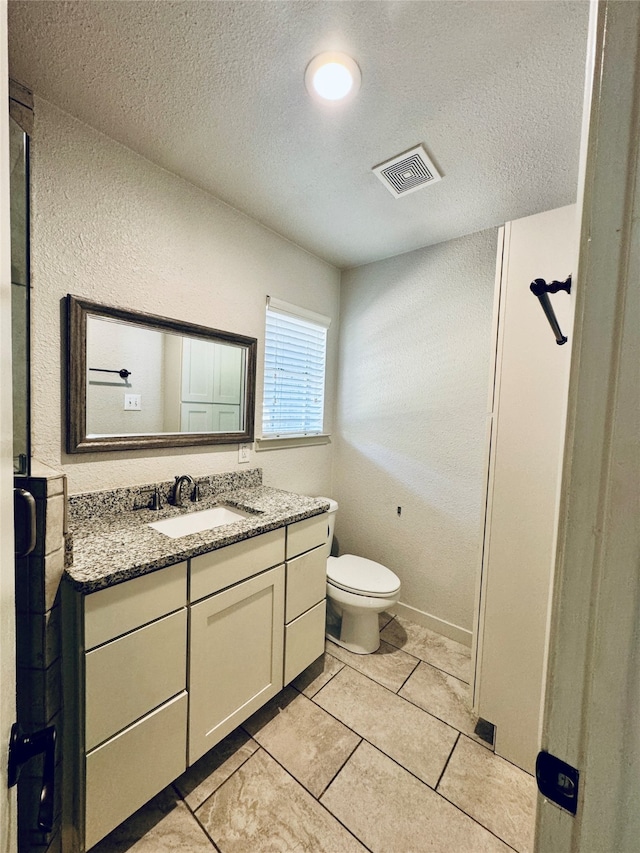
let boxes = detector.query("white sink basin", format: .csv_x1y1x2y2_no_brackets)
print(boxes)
148,505,251,538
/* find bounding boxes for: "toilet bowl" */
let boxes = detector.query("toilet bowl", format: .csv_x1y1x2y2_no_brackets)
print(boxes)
319,498,401,655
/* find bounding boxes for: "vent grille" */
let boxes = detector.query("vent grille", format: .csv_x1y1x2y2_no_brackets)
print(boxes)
373,145,442,198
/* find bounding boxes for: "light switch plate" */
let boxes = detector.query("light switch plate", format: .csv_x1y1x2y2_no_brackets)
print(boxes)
124,394,141,411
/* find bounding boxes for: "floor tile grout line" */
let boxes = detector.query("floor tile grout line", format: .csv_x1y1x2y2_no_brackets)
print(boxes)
408,656,472,688
290,657,346,699
435,731,460,791
186,808,224,853
435,783,523,853
316,735,364,799
394,655,421,693
316,742,378,853
433,735,526,853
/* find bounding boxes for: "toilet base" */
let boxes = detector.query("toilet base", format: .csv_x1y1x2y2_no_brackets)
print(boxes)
325,607,381,655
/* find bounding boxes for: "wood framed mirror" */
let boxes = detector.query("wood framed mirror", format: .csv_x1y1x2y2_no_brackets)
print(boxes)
67,295,257,453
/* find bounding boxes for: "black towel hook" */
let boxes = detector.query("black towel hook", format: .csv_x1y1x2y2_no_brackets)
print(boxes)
530,276,572,345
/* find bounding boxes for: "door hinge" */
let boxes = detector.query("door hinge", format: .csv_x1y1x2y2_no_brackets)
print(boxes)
536,750,579,815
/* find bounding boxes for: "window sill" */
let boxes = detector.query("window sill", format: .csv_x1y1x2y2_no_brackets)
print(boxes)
255,434,332,451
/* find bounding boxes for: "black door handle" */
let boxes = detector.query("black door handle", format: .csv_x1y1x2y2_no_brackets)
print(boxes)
8,722,57,832
14,487,36,558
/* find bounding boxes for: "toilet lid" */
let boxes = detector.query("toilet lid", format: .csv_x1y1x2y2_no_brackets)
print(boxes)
327,555,401,597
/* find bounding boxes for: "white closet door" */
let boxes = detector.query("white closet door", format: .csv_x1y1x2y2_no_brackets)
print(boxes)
181,337,216,403
475,205,578,772
212,343,243,404
180,402,214,432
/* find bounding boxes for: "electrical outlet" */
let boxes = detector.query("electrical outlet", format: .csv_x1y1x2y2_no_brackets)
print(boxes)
124,394,141,411
238,443,250,464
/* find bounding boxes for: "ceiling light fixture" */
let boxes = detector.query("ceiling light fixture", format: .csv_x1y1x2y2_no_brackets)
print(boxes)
305,52,361,104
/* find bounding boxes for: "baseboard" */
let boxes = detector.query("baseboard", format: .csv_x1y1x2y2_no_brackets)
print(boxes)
393,602,473,648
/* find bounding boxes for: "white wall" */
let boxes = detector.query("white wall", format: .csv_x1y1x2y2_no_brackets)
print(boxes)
29,98,340,495
334,230,496,636
86,319,164,435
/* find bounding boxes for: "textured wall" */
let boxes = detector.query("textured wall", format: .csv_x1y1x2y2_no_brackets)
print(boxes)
334,230,497,633
30,99,340,495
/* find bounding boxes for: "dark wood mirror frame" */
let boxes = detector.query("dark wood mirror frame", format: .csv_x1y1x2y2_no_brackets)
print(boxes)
67,294,257,453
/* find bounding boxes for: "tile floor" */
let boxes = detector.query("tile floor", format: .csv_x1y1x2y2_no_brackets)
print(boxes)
90,614,537,853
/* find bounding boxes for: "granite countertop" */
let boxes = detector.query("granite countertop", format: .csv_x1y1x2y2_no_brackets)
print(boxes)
66,485,329,594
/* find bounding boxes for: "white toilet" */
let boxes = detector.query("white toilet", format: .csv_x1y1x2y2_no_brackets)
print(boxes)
320,498,401,655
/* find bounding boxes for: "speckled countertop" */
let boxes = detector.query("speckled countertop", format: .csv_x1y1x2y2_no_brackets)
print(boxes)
66,478,329,594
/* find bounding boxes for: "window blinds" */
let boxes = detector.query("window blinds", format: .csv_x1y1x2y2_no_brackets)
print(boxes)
262,298,329,437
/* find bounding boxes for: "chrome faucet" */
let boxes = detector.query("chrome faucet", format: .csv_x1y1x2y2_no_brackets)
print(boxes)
171,474,200,507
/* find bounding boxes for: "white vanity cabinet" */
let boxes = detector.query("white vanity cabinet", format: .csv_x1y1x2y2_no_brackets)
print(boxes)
63,561,188,852
64,511,328,852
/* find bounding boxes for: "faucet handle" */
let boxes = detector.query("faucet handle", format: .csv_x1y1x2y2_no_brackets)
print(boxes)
141,486,161,511
191,483,201,503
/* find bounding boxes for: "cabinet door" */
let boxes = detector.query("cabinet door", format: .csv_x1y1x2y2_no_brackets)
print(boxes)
189,564,284,765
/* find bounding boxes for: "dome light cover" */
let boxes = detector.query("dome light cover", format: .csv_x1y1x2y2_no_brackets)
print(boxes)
305,52,361,103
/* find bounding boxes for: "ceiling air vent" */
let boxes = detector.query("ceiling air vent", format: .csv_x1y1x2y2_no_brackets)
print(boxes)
372,144,442,198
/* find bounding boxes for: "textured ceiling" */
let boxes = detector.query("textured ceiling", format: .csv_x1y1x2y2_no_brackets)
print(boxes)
8,1,590,269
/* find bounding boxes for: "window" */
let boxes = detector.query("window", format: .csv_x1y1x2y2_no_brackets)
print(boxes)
262,297,330,437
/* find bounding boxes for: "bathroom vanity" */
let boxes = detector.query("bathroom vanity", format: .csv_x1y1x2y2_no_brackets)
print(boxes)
62,478,328,852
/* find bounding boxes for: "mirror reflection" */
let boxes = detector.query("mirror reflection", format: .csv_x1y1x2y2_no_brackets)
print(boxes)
67,295,257,453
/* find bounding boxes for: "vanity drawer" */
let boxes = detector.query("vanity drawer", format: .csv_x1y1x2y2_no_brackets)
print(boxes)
85,608,187,750
190,528,285,602
286,513,328,560
284,599,326,685
84,561,187,650
85,691,187,850
286,545,326,622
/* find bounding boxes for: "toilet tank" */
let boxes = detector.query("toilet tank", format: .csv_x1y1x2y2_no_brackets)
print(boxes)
317,497,338,558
